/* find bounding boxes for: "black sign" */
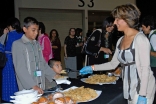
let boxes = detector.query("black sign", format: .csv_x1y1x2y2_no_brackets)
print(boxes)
78,0,94,8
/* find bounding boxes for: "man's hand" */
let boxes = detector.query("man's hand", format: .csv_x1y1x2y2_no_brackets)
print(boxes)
33,85,44,94
100,47,112,54
150,51,156,57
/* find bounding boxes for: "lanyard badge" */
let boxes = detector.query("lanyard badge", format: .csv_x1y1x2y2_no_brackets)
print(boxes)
34,66,42,77
104,54,109,59
34,70,42,77
30,43,42,77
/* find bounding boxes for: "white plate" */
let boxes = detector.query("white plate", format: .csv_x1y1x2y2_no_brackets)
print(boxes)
61,86,102,103
14,89,35,96
10,97,38,104
81,77,119,85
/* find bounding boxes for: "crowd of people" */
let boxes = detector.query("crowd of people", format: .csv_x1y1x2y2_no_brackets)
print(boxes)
0,3,156,104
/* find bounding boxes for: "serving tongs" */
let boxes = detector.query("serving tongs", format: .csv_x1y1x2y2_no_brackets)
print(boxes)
65,68,79,73
65,68,90,78
43,80,62,96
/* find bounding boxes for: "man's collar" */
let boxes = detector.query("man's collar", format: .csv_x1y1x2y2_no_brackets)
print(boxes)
21,34,36,44
148,30,156,37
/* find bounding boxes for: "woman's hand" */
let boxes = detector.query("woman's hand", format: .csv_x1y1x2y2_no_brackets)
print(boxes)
79,43,83,46
33,85,44,94
100,47,112,54
79,66,93,75
137,96,147,104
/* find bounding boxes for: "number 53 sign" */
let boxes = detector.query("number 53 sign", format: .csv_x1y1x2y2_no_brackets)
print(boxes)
78,0,94,8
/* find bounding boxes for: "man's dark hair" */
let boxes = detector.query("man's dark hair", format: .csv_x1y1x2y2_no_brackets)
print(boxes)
48,58,61,68
23,17,39,28
141,15,156,30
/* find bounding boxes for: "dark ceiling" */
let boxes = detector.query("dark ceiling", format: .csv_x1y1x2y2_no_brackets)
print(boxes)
1,0,156,27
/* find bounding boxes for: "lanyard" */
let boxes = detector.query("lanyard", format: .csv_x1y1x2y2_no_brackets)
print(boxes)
29,42,39,70
28,42,44,89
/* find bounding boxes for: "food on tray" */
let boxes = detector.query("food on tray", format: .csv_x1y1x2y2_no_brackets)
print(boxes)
48,102,55,104
38,96,48,103
47,94,53,101
85,74,117,84
32,102,39,104
64,96,76,104
54,97,66,104
53,92,64,101
63,86,97,102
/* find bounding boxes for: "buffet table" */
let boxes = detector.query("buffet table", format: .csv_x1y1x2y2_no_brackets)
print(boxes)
1,75,127,104
60,76,127,104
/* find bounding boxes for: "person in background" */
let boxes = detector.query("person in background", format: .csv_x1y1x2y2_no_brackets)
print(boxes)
44,33,49,37
64,28,77,78
38,22,53,63
0,26,9,44
46,58,62,89
141,15,156,79
85,25,112,66
2,17,23,102
49,29,61,61
80,3,155,104
12,17,59,94
0,25,9,102
86,29,92,39
64,28,77,59
48,58,62,79
102,16,114,62
75,28,83,70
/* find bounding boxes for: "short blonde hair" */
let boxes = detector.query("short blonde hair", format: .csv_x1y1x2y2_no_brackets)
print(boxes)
111,3,141,29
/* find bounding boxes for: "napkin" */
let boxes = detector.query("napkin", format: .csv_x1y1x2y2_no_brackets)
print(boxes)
55,79,71,85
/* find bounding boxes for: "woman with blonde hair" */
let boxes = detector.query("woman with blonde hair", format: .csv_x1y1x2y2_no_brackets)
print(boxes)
80,3,155,104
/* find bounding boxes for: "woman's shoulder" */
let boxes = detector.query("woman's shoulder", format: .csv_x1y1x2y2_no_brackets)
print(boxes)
65,35,70,39
134,32,150,48
92,29,101,34
134,32,147,41
42,35,50,41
